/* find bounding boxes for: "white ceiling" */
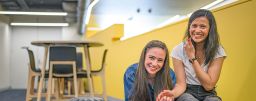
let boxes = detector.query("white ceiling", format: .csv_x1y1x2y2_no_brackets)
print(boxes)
88,0,217,39
89,0,215,28
92,0,215,16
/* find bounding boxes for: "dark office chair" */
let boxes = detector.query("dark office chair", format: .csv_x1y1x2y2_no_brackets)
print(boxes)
67,49,108,100
90,49,108,101
78,49,108,100
65,52,85,96
22,47,49,101
47,46,78,101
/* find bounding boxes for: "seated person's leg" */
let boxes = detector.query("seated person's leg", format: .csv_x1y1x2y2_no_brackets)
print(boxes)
176,93,199,101
203,96,221,101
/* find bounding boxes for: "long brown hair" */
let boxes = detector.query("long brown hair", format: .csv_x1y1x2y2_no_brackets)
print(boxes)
129,40,173,101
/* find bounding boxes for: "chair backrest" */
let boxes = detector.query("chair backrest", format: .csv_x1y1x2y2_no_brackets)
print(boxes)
22,47,37,72
76,49,108,72
49,46,77,74
93,49,108,72
49,46,77,61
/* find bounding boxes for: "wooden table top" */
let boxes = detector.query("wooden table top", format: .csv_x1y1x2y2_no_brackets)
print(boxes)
31,40,103,47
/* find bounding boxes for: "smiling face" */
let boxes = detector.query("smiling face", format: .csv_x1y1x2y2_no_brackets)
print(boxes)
144,47,166,78
189,16,210,44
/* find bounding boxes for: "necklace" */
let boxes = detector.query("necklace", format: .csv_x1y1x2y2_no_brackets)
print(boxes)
197,56,201,59
195,50,205,65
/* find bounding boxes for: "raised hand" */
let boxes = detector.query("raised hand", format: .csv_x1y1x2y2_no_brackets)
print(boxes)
184,38,195,59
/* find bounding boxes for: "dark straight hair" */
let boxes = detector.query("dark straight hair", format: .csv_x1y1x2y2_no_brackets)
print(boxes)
183,9,220,65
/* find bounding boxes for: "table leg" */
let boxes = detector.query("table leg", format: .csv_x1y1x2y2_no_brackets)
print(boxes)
37,46,48,101
83,45,94,96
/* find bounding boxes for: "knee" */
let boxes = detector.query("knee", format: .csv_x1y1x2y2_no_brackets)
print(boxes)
203,96,221,101
176,93,198,101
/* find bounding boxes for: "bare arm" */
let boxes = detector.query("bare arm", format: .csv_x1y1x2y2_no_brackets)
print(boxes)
156,58,186,101
184,38,225,91
171,58,187,98
191,57,225,91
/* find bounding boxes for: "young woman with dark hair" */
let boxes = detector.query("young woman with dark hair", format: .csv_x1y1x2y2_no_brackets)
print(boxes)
157,9,227,101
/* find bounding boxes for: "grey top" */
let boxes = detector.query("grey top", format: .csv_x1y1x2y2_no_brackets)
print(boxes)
171,42,227,85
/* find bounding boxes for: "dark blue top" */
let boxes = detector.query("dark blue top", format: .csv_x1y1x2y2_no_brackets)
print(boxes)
124,63,176,101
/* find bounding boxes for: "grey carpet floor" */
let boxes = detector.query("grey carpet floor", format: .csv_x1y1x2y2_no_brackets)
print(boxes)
0,89,26,101
0,89,121,101
0,89,47,101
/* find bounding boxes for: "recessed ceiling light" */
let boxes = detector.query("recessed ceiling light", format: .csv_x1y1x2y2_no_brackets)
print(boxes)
10,23,69,26
0,11,68,16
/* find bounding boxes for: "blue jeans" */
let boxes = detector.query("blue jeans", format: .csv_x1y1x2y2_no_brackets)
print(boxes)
176,84,221,101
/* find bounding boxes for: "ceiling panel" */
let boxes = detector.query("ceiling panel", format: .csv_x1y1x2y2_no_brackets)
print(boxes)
92,0,215,16
89,0,215,28
0,0,78,23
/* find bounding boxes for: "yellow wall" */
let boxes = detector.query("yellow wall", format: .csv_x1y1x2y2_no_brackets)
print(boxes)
86,0,256,100
213,0,256,100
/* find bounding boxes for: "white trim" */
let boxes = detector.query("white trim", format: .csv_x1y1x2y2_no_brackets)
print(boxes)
201,0,225,9
85,0,99,24
0,87,11,92
87,27,103,31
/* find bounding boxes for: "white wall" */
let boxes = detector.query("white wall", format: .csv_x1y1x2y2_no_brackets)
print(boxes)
10,26,62,88
0,15,11,91
62,23,83,40
0,14,81,89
